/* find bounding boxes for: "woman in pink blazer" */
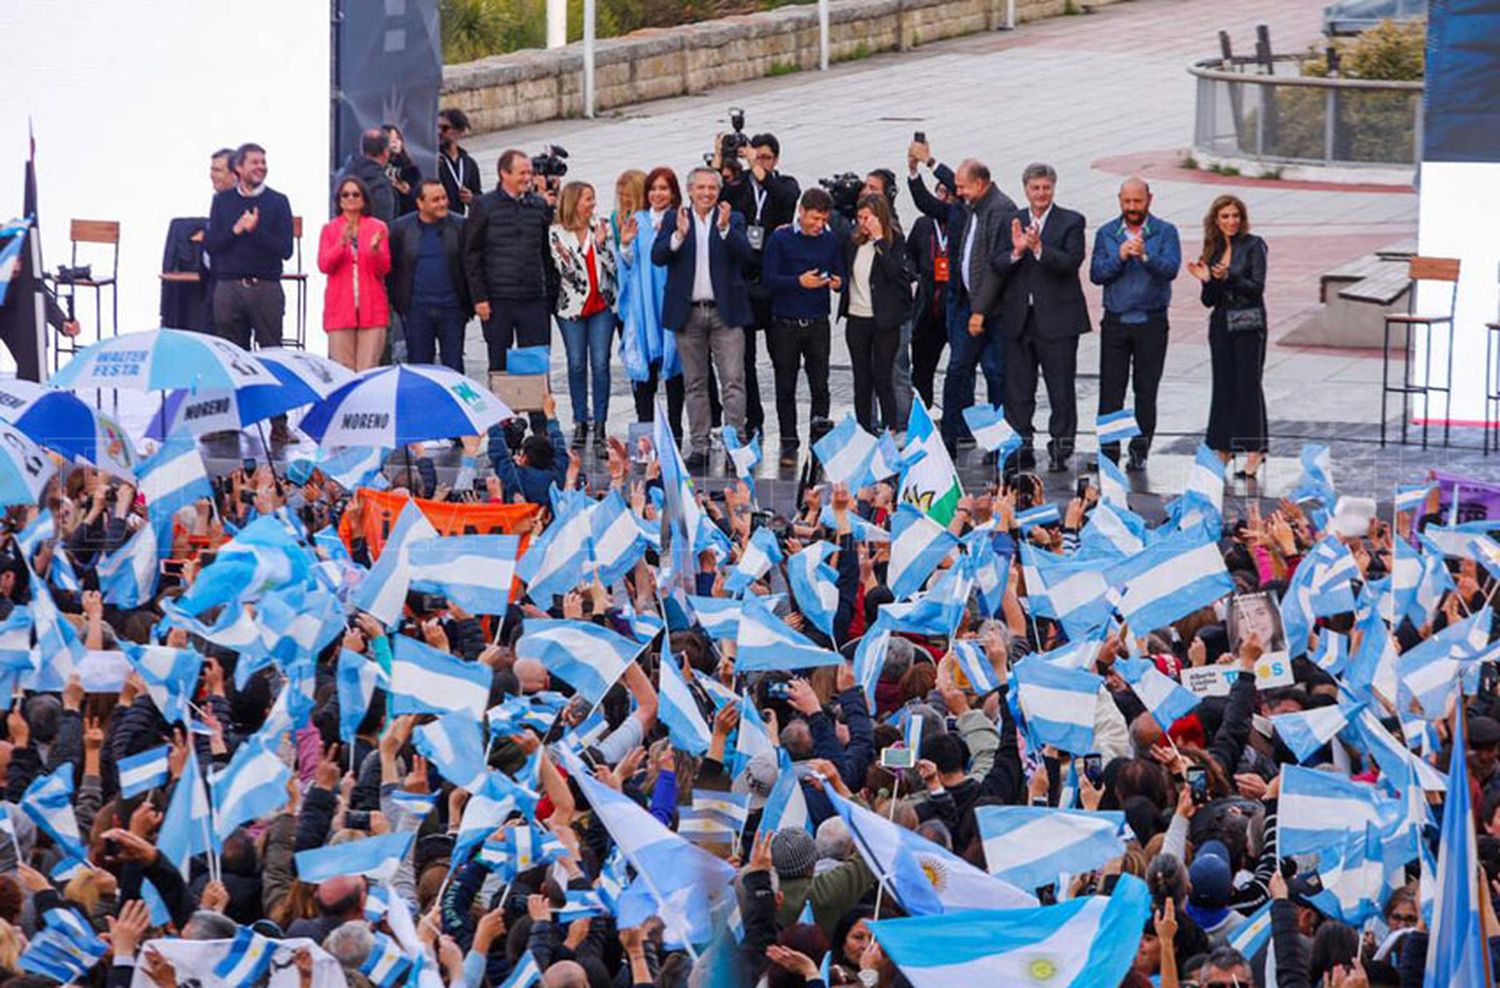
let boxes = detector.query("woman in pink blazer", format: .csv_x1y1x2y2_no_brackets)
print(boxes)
319,176,392,370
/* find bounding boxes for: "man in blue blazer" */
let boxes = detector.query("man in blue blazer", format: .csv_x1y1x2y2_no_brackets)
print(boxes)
652,166,753,469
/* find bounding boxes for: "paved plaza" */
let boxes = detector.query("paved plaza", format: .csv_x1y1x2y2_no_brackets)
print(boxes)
408,0,1495,507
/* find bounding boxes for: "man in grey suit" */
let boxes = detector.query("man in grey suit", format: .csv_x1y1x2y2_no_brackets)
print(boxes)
940,158,1016,455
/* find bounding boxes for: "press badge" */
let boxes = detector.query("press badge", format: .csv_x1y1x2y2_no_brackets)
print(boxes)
933,254,950,282
746,225,765,251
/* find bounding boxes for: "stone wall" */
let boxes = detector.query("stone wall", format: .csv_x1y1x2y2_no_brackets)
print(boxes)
443,0,1121,133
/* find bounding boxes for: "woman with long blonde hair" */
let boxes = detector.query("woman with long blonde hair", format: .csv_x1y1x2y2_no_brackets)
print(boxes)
549,181,618,446
1187,194,1268,477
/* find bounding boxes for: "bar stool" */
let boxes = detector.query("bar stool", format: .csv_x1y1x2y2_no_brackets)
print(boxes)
52,219,120,372
1380,256,1460,448
281,216,308,349
1486,264,1500,454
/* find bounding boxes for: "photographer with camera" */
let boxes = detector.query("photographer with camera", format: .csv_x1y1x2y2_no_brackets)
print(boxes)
762,187,844,466
461,149,553,399
720,126,799,441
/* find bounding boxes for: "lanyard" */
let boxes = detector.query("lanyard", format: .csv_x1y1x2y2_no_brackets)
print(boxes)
750,179,767,223
441,154,467,200
934,225,948,254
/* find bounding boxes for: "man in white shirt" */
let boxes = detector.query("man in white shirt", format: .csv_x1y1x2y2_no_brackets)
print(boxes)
651,167,754,470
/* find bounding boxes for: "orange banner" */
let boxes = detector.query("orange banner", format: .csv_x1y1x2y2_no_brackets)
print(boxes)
339,488,539,560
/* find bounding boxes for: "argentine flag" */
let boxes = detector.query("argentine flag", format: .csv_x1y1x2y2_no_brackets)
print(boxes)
976,806,1127,893
294,831,416,883
117,744,170,798
868,876,1150,988
951,639,1002,694
1271,701,1361,764
787,541,840,638
1094,409,1141,448
409,534,520,615
725,525,783,595
211,737,291,841
212,925,276,988
389,634,492,719
759,749,812,836
1013,658,1101,755
889,505,959,600
353,498,439,625
1112,657,1200,732
734,594,841,671
516,618,643,705
962,404,1020,456
899,398,962,525
1107,525,1232,634
336,649,386,744
517,494,595,600
414,709,490,792
658,654,713,755
813,413,880,488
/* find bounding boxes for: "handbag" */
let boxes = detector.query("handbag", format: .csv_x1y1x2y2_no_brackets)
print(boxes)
1225,306,1265,334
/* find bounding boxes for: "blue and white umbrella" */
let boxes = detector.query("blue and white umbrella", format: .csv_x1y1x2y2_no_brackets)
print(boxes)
49,328,277,392
0,379,136,477
300,365,513,448
143,348,356,438
0,420,58,507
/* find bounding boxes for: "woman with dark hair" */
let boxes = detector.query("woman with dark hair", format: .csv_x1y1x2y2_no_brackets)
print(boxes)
617,166,686,435
381,124,422,217
318,175,391,371
1188,194,1269,478
829,905,875,970
840,193,913,433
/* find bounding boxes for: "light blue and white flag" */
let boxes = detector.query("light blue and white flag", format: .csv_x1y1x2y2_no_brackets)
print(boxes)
1079,501,1145,558
1277,765,1391,858
294,831,416,883
961,405,1020,456
722,425,762,488
1112,657,1200,732
1289,443,1337,509
415,709,490,792
734,689,776,764
18,906,108,984
828,788,1035,915
903,712,925,760
21,764,86,861
158,746,212,878
517,618,642,705
311,445,391,493
680,789,749,845
865,874,1149,988
352,499,439,624
517,497,595,600
587,490,647,586
211,737,292,841
96,521,159,608
1271,702,1361,764
759,751,812,836
1183,443,1225,518
1013,658,1101,755
409,534,520,615
138,430,213,522
1425,701,1488,987
821,504,891,544
1397,607,1491,720
889,505,959,600
813,413,881,488
560,747,737,944
124,643,203,726
951,639,1002,694
853,618,893,706
1228,900,1274,960
453,775,529,863
687,594,742,640
725,525,783,595
659,655,712,755
976,806,1127,892
0,608,33,672
1108,526,1232,634
787,541,840,638
1021,544,1112,639
556,890,608,923
117,744,170,798
212,925,276,988
389,634,492,719
1097,453,1129,509
360,932,413,988
487,692,568,738
1394,483,1433,516
1095,409,1141,448
1310,630,1349,676
499,952,542,988
1016,503,1061,532
336,649,386,744
1306,823,1384,925
734,595,841,671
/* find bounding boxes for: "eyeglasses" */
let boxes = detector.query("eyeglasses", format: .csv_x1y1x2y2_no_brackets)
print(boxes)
339,191,364,200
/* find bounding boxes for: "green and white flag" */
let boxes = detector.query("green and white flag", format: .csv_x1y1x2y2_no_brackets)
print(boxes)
899,399,962,525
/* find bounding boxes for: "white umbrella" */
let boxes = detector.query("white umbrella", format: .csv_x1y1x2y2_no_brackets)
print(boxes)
299,365,512,448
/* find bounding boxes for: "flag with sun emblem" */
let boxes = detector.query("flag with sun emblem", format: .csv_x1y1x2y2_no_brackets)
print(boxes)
866,873,1151,988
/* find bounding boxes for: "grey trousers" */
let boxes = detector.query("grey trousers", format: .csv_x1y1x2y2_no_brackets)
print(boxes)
677,303,745,454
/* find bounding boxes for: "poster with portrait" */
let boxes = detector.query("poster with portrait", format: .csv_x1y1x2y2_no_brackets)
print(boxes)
1228,591,1294,688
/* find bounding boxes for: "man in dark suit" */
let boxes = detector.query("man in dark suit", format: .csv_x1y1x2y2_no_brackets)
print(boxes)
991,163,1090,473
652,166,753,470
926,153,1015,455
388,180,471,372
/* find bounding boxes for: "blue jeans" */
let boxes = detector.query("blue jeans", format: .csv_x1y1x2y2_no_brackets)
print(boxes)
557,309,614,426
403,304,468,372
940,300,1005,447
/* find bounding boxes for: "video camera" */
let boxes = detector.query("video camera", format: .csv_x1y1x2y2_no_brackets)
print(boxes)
704,107,750,168
531,145,569,192
818,172,864,221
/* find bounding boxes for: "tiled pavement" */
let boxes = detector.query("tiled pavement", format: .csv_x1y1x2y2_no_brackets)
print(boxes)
218,0,1500,510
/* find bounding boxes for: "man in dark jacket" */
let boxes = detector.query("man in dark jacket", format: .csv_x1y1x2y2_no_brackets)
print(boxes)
388,180,470,372
991,162,1091,473
437,108,484,218
336,128,396,223
461,150,552,379
934,153,1016,455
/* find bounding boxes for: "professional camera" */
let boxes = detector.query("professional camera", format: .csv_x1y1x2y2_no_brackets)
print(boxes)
818,172,864,221
531,144,569,178
704,106,750,167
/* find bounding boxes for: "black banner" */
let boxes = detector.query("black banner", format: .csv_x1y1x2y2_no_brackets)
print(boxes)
1423,0,1500,162
333,0,443,182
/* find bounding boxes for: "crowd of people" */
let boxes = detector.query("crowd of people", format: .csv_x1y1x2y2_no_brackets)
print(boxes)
0,356,1491,988
180,115,1274,478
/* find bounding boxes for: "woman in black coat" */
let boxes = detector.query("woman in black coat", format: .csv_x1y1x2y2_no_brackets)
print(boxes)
1188,194,1269,478
840,193,913,434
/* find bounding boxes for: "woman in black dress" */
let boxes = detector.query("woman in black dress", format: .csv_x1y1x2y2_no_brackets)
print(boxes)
1188,194,1268,478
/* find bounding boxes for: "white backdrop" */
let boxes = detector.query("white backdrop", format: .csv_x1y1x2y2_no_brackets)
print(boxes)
0,1,332,374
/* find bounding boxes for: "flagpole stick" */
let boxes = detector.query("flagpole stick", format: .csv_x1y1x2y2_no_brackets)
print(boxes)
871,771,902,917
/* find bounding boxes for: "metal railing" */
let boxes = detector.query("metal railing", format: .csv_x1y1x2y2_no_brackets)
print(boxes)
1189,54,1423,168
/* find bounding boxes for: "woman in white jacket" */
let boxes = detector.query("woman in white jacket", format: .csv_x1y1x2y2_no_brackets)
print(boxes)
550,181,618,447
